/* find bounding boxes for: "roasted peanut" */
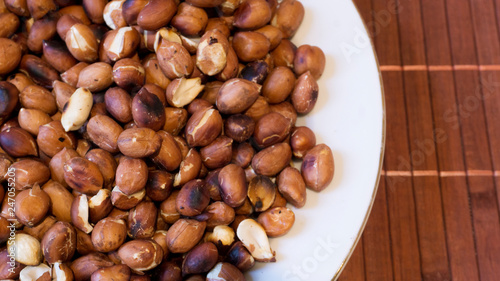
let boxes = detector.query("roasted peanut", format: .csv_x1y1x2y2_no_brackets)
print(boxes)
253,112,291,148
200,136,233,169
176,179,210,217
132,86,165,131
232,31,270,62
218,164,247,208
151,130,182,172
252,142,292,176
301,144,335,192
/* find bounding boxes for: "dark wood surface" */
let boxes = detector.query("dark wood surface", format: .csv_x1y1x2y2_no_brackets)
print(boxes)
339,0,500,280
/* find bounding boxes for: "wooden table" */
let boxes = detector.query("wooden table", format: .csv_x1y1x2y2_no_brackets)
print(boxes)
339,0,500,280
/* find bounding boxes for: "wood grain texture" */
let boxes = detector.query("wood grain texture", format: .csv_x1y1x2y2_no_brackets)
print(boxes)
341,0,500,280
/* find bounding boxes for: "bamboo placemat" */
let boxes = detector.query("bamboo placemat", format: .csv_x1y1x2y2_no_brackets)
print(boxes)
339,0,500,280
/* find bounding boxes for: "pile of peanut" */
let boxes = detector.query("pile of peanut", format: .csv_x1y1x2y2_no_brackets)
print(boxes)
0,0,334,280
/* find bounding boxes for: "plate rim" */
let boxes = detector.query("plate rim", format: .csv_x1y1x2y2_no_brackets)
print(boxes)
331,1,387,280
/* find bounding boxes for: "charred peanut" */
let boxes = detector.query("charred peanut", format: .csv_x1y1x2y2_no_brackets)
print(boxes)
77,62,114,92
247,175,276,212
132,86,165,131
118,240,163,271
196,29,230,76
42,39,78,73
239,60,269,85
91,217,127,252
166,77,205,108
87,114,124,153
182,242,218,275
253,112,292,148
291,71,319,114
41,221,77,264
117,127,161,158
218,164,248,208
166,219,206,253
61,88,93,132
0,82,19,123
236,219,275,262
216,78,261,114
15,184,50,226
225,241,255,272
301,144,335,192
224,114,255,143
146,170,174,202
294,45,326,80
127,201,157,239
206,262,245,281
175,179,210,217
20,54,60,88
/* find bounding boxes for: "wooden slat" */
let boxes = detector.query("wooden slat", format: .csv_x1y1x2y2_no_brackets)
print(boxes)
395,0,451,279
338,240,366,281
418,1,479,279
362,176,394,281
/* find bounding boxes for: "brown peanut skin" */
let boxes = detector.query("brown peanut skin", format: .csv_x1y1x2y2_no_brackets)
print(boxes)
185,108,223,147
105,87,133,123
128,201,157,239
91,264,131,281
225,114,255,143
64,157,104,195
290,126,316,158
0,39,21,75
166,219,206,253
0,127,38,157
91,217,127,252
218,164,248,208
277,167,306,208
87,115,124,153
146,170,174,202
200,136,233,170
41,221,77,264
71,253,114,281
115,157,148,195
294,45,326,80
0,81,19,122
182,242,218,275
233,0,272,30
137,0,178,31
216,78,261,114
86,148,117,189
205,201,236,228
117,127,162,158
171,2,208,36
113,58,146,92
152,131,183,172
11,159,51,190
257,207,295,237
15,184,50,226
132,87,166,131
225,241,255,272
291,71,319,114
271,0,305,38
253,112,291,148
232,31,271,62
176,179,210,217
301,144,335,192
262,66,296,104
247,175,276,212
252,142,292,176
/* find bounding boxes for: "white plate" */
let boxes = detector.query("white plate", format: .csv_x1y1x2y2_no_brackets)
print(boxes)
246,1,385,280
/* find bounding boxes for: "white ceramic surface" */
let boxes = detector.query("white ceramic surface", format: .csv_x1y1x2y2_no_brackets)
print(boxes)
246,1,385,280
